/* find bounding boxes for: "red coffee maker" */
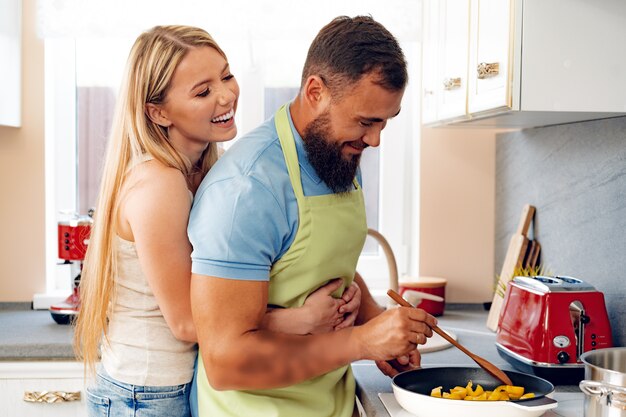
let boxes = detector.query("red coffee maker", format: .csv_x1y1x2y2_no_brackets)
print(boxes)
49,211,93,324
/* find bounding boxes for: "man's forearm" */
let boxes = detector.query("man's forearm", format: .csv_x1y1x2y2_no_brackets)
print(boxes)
353,272,385,325
200,326,364,390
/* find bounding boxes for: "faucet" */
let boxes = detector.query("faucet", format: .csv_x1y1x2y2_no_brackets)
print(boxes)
366,228,399,309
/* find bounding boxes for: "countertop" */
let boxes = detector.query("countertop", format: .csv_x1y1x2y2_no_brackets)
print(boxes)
0,304,582,416
0,304,75,359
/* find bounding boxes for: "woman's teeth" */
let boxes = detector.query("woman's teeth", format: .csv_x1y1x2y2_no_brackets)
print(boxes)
211,109,234,123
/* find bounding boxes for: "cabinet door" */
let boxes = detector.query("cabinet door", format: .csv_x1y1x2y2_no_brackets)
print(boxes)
421,0,440,124
467,0,512,114
437,0,470,120
0,0,22,127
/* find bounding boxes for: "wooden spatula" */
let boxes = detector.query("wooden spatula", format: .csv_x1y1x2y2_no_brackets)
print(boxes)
387,289,513,386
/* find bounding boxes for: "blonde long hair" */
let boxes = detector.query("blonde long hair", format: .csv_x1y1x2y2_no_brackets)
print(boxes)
74,25,226,374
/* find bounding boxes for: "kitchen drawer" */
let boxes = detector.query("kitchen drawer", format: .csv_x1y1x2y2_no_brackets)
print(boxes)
0,361,87,417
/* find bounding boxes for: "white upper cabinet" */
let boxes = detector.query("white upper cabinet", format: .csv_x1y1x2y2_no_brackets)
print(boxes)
421,0,440,125
437,0,470,121
467,0,511,115
0,0,22,127
422,0,626,128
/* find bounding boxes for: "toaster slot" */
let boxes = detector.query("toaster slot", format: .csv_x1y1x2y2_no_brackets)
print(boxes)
569,301,587,361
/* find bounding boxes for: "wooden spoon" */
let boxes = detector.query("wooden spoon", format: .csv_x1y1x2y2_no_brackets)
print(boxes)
387,289,514,386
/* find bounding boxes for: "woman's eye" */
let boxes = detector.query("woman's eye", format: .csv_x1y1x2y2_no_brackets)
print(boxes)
223,74,235,81
197,89,210,97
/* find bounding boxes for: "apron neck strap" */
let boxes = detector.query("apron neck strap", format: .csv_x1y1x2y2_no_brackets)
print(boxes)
275,104,305,199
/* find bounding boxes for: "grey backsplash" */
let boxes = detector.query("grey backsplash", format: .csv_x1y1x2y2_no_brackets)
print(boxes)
496,116,626,347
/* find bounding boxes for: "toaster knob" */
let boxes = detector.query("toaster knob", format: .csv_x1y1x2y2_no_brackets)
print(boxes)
557,351,570,364
581,315,590,324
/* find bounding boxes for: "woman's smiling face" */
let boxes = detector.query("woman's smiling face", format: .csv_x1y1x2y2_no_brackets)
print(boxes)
159,46,240,148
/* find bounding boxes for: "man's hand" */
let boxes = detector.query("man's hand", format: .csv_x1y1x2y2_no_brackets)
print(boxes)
353,306,436,364
375,350,421,377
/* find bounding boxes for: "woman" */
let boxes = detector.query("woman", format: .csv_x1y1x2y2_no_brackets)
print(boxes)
74,25,361,417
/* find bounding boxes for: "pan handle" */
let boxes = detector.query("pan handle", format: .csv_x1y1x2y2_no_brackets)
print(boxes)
507,396,558,410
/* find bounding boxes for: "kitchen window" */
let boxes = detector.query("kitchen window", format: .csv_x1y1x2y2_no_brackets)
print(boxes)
37,0,422,307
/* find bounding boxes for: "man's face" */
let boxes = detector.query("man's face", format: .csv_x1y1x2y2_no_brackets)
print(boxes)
302,72,404,193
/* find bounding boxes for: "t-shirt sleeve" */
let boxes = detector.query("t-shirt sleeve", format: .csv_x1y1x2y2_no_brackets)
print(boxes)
188,175,289,281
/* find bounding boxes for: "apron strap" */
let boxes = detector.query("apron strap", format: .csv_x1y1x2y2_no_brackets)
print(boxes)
275,105,305,200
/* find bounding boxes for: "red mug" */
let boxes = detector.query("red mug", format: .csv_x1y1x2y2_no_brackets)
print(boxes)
398,277,447,316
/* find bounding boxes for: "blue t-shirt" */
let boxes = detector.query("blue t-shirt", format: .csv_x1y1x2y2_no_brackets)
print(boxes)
188,106,361,281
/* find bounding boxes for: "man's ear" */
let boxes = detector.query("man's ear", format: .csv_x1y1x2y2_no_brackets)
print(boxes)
145,103,172,127
302,75,331,114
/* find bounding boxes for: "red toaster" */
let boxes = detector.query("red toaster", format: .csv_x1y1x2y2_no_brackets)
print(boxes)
496,275,613,384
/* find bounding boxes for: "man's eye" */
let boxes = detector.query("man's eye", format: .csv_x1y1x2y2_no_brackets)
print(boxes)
197,89,210,97
359,121,372,127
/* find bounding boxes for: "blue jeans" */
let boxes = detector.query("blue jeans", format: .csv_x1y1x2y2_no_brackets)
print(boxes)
86,369,191,417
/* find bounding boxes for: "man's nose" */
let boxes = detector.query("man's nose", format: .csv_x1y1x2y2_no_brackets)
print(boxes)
362,126,383,148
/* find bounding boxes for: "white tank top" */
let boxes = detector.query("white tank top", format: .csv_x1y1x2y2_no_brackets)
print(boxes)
101,237,197,386
101,156,197,386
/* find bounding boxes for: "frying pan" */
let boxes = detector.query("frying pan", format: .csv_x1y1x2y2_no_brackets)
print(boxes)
392,366,558,417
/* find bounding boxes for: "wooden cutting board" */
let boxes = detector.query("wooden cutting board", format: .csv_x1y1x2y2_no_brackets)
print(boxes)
486,204,535,331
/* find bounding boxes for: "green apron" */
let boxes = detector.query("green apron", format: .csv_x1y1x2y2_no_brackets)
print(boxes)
196,104,367,417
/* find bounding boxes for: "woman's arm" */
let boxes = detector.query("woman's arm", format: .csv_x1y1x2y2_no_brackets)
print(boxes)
335,280,361,330
119,161,197,342
261,278,346,335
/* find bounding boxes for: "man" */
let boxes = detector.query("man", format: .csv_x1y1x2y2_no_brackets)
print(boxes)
188,16,437,417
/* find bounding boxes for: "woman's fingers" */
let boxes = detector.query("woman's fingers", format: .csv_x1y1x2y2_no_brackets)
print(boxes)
319,278,344,295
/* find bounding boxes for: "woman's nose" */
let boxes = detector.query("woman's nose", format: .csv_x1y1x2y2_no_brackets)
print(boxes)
217,86,237,106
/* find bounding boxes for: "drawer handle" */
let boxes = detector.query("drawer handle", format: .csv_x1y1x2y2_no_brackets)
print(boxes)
23,390,81,403
477,62,500,79
443,77,462,90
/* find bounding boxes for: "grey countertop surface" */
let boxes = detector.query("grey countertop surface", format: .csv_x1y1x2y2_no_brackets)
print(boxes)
0,303,581,416
0,305,76,359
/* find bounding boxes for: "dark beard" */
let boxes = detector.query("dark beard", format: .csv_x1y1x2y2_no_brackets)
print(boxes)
302,112,361,194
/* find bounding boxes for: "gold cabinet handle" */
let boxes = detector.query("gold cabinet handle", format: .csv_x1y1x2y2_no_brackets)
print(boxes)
477,62,500,79
23,390,81,403
443,77,462,90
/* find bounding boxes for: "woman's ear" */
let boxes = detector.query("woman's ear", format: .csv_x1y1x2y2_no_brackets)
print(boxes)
302,75,331,113
145,103,172,127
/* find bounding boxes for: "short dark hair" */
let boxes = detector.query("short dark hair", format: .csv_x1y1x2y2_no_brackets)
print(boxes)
301,16,408,98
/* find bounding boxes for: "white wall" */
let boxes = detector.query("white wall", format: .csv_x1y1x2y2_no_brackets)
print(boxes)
419,126,496,303
0,0,45,301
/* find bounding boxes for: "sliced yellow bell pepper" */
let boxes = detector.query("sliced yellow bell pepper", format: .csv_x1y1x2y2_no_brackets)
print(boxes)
431,381,534,402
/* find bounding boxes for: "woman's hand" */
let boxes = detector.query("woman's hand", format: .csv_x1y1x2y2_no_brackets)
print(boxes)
300,278,346,334
335,281,361,330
